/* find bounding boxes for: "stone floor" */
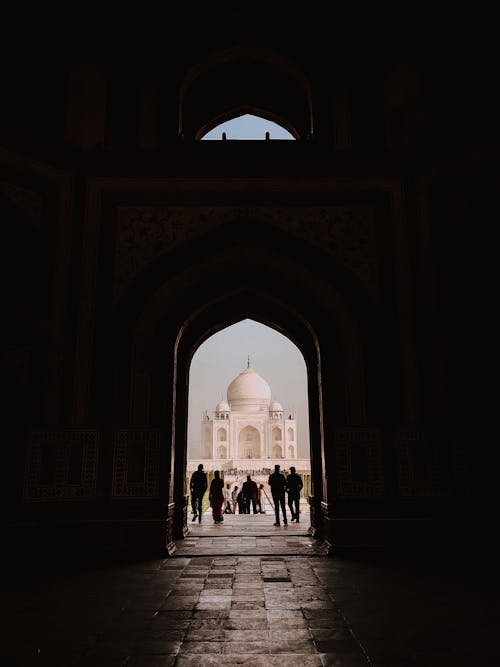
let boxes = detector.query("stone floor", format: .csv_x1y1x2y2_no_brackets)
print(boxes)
177,504,329,556
2,512,497,666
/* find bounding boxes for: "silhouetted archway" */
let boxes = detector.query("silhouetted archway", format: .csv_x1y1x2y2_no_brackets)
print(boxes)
111,217,372,548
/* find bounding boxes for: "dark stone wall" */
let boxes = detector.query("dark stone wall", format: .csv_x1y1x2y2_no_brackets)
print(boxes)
2,9,497,559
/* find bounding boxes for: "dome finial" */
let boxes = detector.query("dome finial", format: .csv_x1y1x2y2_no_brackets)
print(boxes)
247,355,250,369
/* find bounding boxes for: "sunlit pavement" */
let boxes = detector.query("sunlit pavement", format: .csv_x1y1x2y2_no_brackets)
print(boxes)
178,499,325,556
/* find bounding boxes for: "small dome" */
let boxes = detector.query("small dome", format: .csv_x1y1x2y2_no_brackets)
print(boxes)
216,400,230,412
269,401,283,412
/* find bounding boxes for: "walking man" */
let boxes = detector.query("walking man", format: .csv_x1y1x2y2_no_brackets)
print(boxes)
286,466,303,522
189,463,207,523
268,464,287,526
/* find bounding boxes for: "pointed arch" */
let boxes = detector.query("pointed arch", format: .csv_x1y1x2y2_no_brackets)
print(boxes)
272,444,283,458
216,444,227,459
178,43,313,138
196,107,299,140
110,214,374,545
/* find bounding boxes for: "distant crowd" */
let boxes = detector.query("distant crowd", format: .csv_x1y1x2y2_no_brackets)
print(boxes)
189,463,304,526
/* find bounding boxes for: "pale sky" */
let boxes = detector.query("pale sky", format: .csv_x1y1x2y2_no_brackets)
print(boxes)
202,113,295,140
187,319,310,458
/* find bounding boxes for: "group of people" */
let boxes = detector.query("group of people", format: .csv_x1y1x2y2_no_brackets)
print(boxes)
268,463,303,526
230,477,267,515
189,463,304,526
189,466,231,524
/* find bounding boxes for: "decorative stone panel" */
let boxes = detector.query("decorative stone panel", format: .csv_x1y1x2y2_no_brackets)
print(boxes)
0,180,43,225
23,429,99,502
114,206,378,301
396,428,468,498
112,429,161,499
335,427,384,497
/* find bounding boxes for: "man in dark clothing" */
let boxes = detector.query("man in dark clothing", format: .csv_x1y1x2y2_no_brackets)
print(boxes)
189,463,207,523
236,489,246,514
268,464,288,526
242,475,259,514
286,466,303,522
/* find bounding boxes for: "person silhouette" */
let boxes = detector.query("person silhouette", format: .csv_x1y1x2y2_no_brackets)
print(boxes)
223,482,232,513
257,483,266,513
242,475,259,514
209,470,224,523
189,463,207,523
286,466,303,522
231,485,239,514
268,464,287,526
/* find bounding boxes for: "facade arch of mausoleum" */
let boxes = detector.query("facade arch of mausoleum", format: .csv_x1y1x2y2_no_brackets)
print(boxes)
238,425,261,458
272,445,283,458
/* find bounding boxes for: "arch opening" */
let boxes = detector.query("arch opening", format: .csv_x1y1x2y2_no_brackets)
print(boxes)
185,319,312,519
200,112,296,140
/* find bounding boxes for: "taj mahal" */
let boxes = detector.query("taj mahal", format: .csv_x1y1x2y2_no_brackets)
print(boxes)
187,361,311,476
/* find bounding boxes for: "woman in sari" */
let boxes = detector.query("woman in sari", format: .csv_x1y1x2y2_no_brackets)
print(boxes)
209,470,224,523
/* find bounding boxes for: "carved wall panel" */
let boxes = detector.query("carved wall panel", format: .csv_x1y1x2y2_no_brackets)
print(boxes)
1,345,31,386
396,428,469,498
112,429,161,499
0,180,43,225
23,429,99,502
335,427,384,497
114,206,378,301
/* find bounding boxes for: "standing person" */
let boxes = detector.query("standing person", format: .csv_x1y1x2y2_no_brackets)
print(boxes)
286,466,303,522
209,470,225,523
189,463,208,523
268,464,288,526
257,484,266,513
231,485,239,514
242,475,259,514
223,483,232,513
236,487,246,514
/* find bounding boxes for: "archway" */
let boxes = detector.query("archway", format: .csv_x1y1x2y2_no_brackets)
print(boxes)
272,444,283,458
178,44,313,139
238,426,261,458
199,111,297,140
112,217,371,550
216,445,227,459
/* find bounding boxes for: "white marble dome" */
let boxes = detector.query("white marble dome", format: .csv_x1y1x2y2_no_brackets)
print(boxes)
215,400,230,412
269,400,283,412
227,367,271,412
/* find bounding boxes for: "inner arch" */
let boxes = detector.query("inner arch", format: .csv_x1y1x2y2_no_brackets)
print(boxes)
201,113,295,140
